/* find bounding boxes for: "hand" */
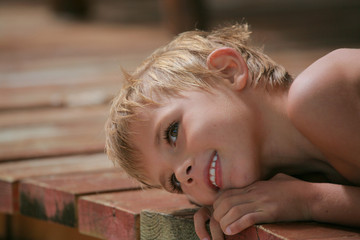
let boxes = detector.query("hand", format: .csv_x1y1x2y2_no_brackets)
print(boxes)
213,173,312,236
194,206,224,240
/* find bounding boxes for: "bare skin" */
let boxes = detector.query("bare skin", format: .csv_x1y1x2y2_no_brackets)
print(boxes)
130,48,360,240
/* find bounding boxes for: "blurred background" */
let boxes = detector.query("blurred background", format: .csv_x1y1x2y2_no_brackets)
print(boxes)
1,0,359,111
0,1,359,238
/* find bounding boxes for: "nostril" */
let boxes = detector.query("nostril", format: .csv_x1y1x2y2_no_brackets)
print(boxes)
187,178,193,184
186,166,192,175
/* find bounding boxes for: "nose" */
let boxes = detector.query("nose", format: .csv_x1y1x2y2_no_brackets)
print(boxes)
175,160,194,185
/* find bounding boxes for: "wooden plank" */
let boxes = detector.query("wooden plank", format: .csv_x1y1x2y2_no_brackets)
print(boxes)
9,214,100,240
19,169,139,227
0,59,124,111
257,223,360,240
140,208,259,240
0,106,107,162
141,209,360,240
78,189,197,240
140,208,199,240
0,81,118,110
0,105,108,128
0,5,169,65
0,153,112,214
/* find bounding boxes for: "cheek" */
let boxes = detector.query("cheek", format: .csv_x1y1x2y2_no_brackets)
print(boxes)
227,153,261,189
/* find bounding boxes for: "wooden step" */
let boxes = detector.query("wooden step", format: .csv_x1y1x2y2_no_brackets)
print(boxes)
0,153,112,214
78,189,197,240
0,106,108,162
140,209,360,240
19,169,140,227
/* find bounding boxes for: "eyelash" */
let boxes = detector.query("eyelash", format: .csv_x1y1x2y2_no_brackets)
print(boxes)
168,174,182,193
164,121,182,193
164,121,179,146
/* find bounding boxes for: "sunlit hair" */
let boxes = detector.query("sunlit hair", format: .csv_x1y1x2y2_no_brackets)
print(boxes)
105,23,292,186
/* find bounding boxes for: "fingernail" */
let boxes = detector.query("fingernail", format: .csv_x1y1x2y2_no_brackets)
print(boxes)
225,227,232,235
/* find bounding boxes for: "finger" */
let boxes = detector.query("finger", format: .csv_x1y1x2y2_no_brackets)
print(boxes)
224,212,268,236
216,202,255,232
194,207,211,240
209,216,224,240
214,189,246,209
214,189,247,211
213,194,252,222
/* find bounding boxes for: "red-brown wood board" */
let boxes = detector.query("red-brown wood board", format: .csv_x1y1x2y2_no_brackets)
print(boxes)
0,153,112,214
19,169,140,227
78,189,197,240
0,106,108,162
0,62,122,110
255,223,360,240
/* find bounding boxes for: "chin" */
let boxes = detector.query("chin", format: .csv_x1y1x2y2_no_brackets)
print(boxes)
187,193,217,206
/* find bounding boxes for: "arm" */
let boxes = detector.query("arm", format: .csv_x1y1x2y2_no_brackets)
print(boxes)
212,174,360,236
309,181,360,227
288,48,360,183
212,49,360,235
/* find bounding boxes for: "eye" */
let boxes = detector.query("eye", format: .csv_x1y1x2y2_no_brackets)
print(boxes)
164,122,179,146
168,173,182,194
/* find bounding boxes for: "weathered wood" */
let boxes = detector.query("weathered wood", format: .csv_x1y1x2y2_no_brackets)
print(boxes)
0,153,112,214
0,5,169,66
0,82,117,110
19,169,139,227
9,214,100,240
0,106,107,162
0,105,108,128
140,208,199,240
140,208,259,240
256,223,360,240
141,208,360,240
78,189,196,240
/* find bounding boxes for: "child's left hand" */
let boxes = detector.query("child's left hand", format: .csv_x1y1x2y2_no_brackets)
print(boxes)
213,173,313,235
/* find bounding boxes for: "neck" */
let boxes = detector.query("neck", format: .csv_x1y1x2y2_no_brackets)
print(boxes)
246,87,325,179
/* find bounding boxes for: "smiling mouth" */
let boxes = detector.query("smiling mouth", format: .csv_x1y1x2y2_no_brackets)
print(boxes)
208,151,221,189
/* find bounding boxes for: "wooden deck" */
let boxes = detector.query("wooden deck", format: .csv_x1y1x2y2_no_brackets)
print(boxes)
1,2,359,240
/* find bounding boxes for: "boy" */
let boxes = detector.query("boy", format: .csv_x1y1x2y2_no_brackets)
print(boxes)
105,24,360,240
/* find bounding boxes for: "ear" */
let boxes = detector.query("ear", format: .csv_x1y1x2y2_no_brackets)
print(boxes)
207,47,248,91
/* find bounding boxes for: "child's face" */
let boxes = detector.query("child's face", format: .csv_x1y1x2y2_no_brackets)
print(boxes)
130,84,262,206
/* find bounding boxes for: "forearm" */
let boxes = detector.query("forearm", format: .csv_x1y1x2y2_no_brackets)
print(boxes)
309,182,360,227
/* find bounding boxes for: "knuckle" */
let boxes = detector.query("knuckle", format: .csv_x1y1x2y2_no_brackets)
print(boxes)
212,211,220,222
222,199,233,210
242,214,257,227
227,206,242,218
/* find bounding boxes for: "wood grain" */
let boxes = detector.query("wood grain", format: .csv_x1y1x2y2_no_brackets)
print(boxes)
0,106,107,162
19,169,139,227
0,153,112,214
78,189,196,240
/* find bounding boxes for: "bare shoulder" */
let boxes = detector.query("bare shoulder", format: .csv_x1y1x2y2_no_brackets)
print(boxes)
287,48,360,183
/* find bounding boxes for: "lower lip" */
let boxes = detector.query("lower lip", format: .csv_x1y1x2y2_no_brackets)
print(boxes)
215,153,222,188
206,151,222,190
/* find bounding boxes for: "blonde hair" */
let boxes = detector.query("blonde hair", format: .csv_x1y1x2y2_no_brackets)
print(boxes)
105,23,292,186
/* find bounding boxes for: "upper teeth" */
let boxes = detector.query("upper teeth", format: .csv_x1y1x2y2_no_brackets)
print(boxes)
209,152,218,187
